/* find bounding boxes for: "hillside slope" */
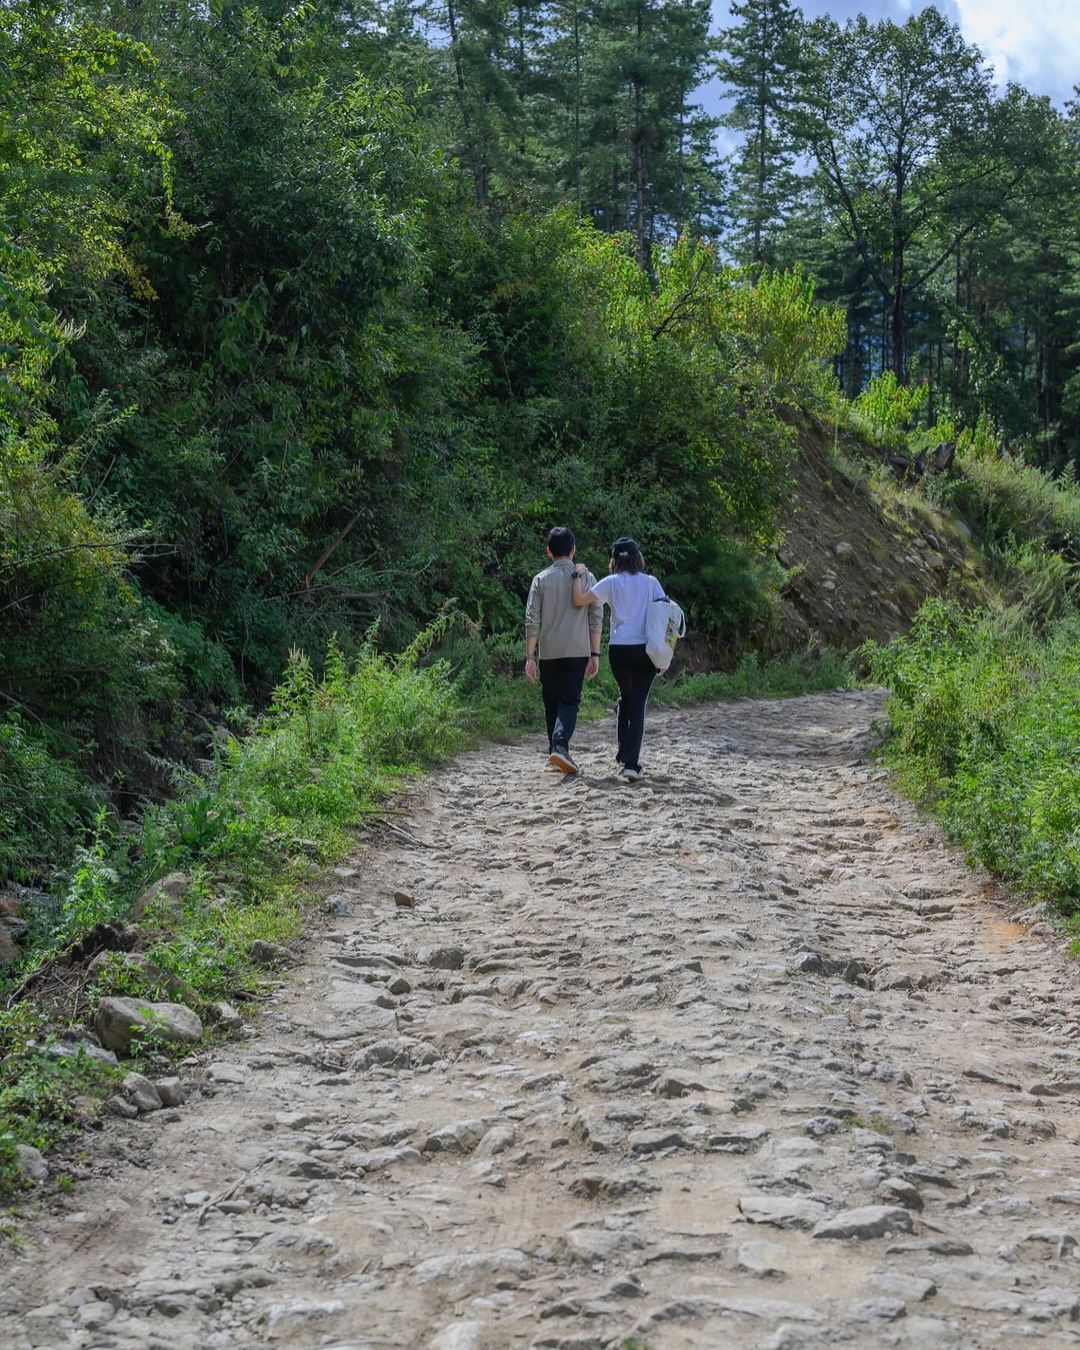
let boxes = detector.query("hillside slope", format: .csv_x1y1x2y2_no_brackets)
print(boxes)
769,419,988,655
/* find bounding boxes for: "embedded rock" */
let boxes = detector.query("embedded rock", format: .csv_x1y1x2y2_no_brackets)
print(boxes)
738,1195,830,1230
130,872,190,923
813,1206,915,1241
250,939,289,968
417,944,465,971
413,1249,533,1292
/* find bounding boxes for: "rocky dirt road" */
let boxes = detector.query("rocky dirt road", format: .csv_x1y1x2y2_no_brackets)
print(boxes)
5,690,1080,1349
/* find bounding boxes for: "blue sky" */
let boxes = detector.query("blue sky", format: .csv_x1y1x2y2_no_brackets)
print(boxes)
708,1,1080,110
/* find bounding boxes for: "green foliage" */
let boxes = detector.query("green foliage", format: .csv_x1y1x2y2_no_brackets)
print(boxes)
717,0,803,266
867,599,1080,911
724,266,845,407
655,647,855,702
853,372,929,436
0,0,926,991
4,628,464,1005
0,1004,118,1194
0,716,99,885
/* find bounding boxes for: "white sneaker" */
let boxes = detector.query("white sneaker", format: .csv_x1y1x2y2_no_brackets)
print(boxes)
622,766,644,782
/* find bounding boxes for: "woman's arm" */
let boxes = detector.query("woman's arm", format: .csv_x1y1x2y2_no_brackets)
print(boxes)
571,568,603,608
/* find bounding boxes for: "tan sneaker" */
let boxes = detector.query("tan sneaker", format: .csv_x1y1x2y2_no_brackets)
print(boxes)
548,746,579,775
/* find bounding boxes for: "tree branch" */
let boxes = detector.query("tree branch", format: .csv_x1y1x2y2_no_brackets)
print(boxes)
650,255,712,341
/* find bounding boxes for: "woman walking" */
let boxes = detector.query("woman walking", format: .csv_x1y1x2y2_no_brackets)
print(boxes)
571,538,666,782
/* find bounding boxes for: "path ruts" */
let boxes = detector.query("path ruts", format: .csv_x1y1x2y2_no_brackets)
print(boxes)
5,690,1080,1348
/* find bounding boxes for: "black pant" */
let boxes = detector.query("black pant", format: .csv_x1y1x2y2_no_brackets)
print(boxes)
539,656,588,752
608,643,656,772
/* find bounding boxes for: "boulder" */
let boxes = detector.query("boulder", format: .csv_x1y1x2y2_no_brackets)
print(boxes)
38,1038,118,1067
122,1071,163,1113
95,997,203,1054
86,951,198,1004
206,1061,245,1085
130,872,190,923
0,889,23,920
416,944,465,971
0,922,16,968
812,1205,914,1241
15,1144,49,1184
205,1000,244,1032
154,1076,188,1108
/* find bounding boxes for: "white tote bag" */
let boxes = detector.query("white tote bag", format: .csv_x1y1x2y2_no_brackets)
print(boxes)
645,595,686,672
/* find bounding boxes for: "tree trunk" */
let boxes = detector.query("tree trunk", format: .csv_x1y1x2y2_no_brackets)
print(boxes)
572,1,582,210
516,4,527,158
892,149,906,381
753,27,767,267
675,84,685,237
633,4,647,270
891,288,905,383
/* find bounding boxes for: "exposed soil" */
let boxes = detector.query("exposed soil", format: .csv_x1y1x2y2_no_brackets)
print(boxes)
680,422,990,670
5,691,1080,1349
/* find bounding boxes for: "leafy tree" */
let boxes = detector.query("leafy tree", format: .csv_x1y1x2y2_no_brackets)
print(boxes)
791,9,1051,383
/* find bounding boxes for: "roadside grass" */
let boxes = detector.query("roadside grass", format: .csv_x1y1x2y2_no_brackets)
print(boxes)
866,598,1080,919
0,628,853,1194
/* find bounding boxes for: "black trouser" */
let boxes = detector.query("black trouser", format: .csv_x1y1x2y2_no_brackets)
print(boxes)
539,656,588,752
608,643,656,772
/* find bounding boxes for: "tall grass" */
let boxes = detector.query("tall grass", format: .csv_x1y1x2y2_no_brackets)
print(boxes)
0,633,462,1193
952,444,1080,559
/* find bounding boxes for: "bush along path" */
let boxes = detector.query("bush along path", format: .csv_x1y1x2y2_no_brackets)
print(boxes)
4,690,1080,1348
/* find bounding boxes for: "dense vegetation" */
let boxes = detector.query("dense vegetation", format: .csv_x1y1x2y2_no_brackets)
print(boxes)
3,0,851,909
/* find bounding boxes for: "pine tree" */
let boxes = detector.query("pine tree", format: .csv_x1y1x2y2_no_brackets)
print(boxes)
582,0,716,259
716,0,802,267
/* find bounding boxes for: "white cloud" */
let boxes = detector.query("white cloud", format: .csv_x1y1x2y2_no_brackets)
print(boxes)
951,0,1080,98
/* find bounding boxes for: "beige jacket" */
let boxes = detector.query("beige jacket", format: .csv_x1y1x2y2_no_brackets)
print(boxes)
525,559,602,660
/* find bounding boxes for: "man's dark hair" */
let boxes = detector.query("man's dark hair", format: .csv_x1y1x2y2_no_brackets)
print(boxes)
546,526,575,558
610,537,644,574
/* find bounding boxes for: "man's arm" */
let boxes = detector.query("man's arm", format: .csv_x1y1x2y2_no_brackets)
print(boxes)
524,576,542,682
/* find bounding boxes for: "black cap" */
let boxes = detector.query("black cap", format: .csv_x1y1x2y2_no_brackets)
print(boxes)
611,537,640,557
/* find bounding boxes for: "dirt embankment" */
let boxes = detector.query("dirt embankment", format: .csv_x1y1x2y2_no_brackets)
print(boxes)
681,420,988,672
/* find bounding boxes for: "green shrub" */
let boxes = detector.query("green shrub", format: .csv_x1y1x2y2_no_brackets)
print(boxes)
853,371,929,435
723,265,845,409
654,648,855,704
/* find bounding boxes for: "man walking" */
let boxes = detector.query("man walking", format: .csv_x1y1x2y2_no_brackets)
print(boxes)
524,526,601,775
